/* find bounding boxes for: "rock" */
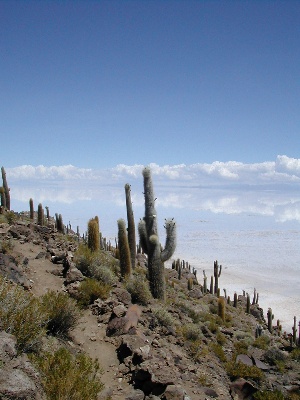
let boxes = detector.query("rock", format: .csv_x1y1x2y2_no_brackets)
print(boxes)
163,384,188,400
230,378,257,400
125,389,145,400
236,354,253,367
204,388,218,398
113,304,127,318
117,334,150,363
112,287,132,305
107,304,141,337
35,252,46,259
252,356,269,371
0,331,17,361
64,267,84,284
0,253,31,289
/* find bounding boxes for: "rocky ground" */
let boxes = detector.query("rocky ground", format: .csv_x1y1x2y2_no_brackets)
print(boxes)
0,212,300,400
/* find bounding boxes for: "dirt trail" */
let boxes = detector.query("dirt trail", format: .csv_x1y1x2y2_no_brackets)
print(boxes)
13,239,132,399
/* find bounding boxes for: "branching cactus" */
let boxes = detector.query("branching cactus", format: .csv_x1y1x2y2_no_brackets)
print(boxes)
125,184,136,269
1,167,10,210
214,260,222,294
138,167,176,300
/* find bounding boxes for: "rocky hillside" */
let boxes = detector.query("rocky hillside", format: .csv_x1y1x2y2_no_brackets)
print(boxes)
0,209,300,400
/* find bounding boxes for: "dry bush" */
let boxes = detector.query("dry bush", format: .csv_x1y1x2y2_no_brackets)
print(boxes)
41,290,82,337
0,276,47,352
77,278,111,307
31,347,104,400
126,275,152,305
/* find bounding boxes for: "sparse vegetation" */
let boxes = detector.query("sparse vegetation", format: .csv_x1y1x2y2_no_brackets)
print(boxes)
41,290,82,337
126,275,152,305
31,347,104,400
77,278,111,307
0,275,47,352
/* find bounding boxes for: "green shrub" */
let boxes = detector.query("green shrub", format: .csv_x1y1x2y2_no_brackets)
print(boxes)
291,347,300,361
31,347,103,400
74,244,95,275
152,307,175,328
77,278,111,307
225,360,264,381
233,340,249,355
210,343,227,363
89,263,118,286
253,335,271,350
264,347,287,366
41,291,82,337
0,276,47,352
126,275,152,305
254,390,285,400
180,323,202,341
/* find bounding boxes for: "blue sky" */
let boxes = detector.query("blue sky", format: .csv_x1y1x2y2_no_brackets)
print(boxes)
1,0,300,168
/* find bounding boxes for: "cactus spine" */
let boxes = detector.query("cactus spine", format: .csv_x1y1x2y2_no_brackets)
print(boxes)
87,218,100,252
125,184,136,269
138,167,176,300
117,218,132,278
1,167,10,210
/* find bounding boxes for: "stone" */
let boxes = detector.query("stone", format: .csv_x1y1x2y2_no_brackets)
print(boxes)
230,378,257,400
236,354,253,367
125,389,145,400
0,331,17,361
64,267,84,284
163,384,187,400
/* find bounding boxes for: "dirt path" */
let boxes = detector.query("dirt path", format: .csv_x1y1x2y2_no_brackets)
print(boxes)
13,239,133,399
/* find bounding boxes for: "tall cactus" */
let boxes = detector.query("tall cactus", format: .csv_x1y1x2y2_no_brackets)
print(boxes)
125,184,136,269
37,203,44,226
87,217,100,252
1,167,10,210
29,198,34,220
117,218,132,278
214,260,222,295
138,167,176,300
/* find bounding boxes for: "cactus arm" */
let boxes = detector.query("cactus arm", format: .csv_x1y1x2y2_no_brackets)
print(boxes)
161,218,177,262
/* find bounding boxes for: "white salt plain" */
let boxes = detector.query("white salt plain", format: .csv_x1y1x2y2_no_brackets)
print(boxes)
11,180,300,334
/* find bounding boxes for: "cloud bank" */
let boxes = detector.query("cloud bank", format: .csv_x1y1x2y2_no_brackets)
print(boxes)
6,155,300,224
7,155,300,186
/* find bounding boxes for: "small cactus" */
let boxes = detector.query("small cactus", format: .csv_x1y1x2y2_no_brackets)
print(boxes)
233,292,238,308
125,184,136,269
246,293,250,314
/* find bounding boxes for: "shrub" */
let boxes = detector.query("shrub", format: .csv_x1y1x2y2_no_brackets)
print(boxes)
253,335,271,350
31,347,103,400
254,390,285,400
264,347,287,366
210,343,227,363
180,323,203,341
41,291,82,337
0,276,47,352
77,278,111,307
225,360,264,382
152,307,175,328
74,244,95,275
89,263,118,286
126,275,152,305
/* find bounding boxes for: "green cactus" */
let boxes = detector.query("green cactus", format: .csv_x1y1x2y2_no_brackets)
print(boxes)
0,187,6,209
1,167,10,210
267,308,274,333
87,218,100,252
29,198,34,220
37,203,44,226
214,260,222,295
138,167,176,300
117,218,132,278
187,277,193,291
233,292,238,308
292,316,297,344
218,297,225,322
125,184,136,269
203,270,207,294
246,293,250,314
